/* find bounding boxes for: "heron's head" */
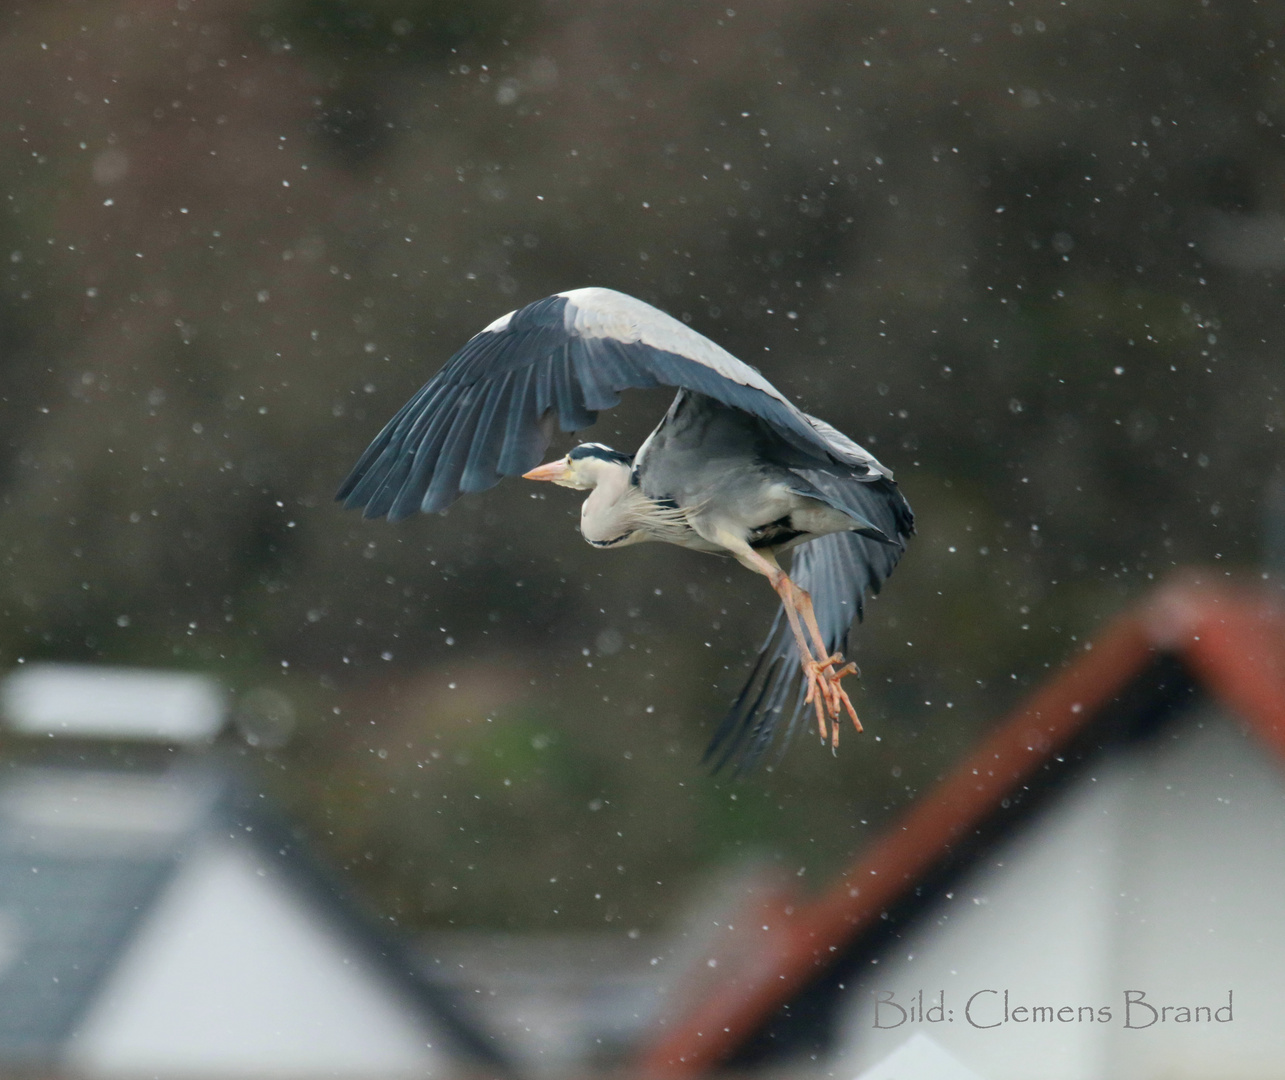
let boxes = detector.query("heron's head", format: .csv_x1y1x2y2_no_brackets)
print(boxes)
522,443,632,491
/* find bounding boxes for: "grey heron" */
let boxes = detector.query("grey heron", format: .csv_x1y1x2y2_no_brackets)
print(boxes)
337,288,913,769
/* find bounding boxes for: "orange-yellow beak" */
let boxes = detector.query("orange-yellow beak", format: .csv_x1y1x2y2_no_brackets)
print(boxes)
522,458,572,483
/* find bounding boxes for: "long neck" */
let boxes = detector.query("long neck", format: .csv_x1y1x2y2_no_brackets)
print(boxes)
579,463,637,547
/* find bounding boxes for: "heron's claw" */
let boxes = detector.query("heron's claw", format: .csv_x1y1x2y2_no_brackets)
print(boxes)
802,653,863,746
826,664,862,738
803,659,831,739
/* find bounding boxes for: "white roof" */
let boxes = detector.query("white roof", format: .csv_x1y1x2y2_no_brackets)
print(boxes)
0,664,225,743
832,706,1285,1080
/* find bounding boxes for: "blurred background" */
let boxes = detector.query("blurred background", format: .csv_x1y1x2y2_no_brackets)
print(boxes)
0,0,1282,1069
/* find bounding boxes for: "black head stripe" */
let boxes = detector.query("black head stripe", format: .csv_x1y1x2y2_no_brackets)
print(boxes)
568,443,632,465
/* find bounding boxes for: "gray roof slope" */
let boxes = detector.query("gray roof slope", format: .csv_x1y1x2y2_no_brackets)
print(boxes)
0,760,511,1074
0,848,173,1063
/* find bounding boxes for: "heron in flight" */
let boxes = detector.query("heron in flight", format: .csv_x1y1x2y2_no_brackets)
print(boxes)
337,288,913,769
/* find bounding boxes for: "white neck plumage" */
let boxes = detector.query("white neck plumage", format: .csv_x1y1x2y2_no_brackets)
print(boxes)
578,460,691,549
579,461,641,547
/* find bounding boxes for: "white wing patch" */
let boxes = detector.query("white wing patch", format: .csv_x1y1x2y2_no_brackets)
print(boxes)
559,288,793,407
479,308,515,334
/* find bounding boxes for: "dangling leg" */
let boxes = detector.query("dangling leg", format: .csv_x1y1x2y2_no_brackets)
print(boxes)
712,533,858,743
757,556,835,739
771,574,841,742
789,582,862,737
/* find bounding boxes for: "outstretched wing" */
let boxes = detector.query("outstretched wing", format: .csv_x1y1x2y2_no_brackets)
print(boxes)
704,471,914,774
337,288,890,521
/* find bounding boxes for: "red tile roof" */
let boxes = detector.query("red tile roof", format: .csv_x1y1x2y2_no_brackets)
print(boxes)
636,573,1285,1075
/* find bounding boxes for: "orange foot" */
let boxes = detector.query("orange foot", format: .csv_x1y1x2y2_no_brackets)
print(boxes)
803,657,835,739
804,653,864,747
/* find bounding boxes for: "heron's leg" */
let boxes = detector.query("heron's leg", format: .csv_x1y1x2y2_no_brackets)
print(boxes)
713,536,843,740
746,566,861,744
790,584,862,736
770,576,838,741
774,576,859,746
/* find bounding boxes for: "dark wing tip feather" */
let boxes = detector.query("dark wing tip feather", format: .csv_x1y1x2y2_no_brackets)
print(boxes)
704,616,807,775
704,652,779,774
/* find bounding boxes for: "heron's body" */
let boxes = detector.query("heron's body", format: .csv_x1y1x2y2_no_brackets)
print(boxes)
577,390,887,561
338,287,913,769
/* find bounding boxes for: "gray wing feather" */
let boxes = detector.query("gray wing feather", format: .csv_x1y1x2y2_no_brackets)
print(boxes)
338,288,891,520
705,470,913,773
460,377,513,494
496,367,546,476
